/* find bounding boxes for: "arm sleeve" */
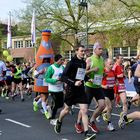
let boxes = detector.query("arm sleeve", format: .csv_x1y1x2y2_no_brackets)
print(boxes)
45,66,57,84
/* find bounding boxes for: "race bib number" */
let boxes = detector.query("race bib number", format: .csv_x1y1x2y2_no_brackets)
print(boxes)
118,84,126,92
94,74,103,85
75,68,85,80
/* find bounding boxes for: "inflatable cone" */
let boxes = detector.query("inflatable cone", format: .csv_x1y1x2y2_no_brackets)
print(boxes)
34,29,54,93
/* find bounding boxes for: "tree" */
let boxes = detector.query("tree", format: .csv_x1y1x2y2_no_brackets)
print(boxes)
15,0,140,55
17,0,91,48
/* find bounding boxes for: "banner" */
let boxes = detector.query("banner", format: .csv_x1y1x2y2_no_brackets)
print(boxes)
7,12,12,49
31,10,36,45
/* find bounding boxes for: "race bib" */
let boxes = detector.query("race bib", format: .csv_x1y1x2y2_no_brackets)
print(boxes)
107,77,115,88
94,74,103,85
138,78,140,82
6,71,12,76
75,68,85,80
118,84,126,92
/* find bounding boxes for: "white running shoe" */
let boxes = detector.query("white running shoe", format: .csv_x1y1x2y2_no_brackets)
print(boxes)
96,116,101,123
50,119,57,125
107,123,115,131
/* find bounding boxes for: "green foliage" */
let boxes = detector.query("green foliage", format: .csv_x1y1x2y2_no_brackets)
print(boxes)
12,0,140,51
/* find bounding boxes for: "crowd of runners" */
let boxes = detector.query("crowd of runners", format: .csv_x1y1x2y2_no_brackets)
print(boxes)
0,42,140,140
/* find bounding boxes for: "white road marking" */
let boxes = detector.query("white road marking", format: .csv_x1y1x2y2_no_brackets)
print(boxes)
0,131,2,135
5,118,31,128
73,106,120,117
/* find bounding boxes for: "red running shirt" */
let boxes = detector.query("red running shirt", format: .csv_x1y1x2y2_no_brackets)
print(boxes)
102,68,116,88
112,63,124,84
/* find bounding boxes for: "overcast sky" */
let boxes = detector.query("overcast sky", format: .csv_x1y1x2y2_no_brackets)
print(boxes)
0,0,26,20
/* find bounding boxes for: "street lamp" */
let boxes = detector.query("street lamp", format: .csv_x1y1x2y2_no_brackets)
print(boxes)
79,0,88,48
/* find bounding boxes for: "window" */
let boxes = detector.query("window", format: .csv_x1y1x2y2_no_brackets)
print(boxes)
130,47,137,57
14,41,23,48
25,40,32,48
64,50,75,60
113,48,120,57
122,47,128,57
3,42,7,48
113,47,137,58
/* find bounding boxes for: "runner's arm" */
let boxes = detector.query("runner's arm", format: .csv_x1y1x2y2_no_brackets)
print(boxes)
135,64,140,77
85,57,98,75
45,66,57,84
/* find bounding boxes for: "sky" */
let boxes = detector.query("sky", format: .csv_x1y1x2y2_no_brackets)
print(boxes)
0,0,26,21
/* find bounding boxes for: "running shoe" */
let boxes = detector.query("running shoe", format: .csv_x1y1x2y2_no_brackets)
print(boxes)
102,113,108,122
33,101,38,112
118,112,125,129
119,112,134,125
88,122,99,133
44,111,51,119
75,123,84,134
50,119,57,125
1,93,5,97
54,119,62,134
47,105,52,118
96,116,101,123
107,122,115,131
84,133,96,140
116,104,122,108
126,119,134,125
5,96,9,100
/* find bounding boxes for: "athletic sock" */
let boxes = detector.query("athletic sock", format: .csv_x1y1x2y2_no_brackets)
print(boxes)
124,115,128,122
36,98,42,104
41,101,47,112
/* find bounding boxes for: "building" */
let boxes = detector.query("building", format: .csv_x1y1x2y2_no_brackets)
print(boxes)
1,17,140,61
2,35,35,63
1,34,61,63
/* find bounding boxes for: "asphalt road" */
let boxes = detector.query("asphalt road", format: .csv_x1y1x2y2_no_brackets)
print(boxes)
0,93,140,140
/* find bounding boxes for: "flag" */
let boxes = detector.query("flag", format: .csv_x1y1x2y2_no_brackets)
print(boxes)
31,10,36,45
7,12,12,49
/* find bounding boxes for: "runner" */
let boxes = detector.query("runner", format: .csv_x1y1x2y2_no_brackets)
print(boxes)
4,61,13,99
119,59,140,128
128,55,140,109
113,54,129,127
45,54,64,125
54,45,96,140
33,58,52,119
11,62,24,101
85,42,105,133
0,60,6,113
101,58,115,131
